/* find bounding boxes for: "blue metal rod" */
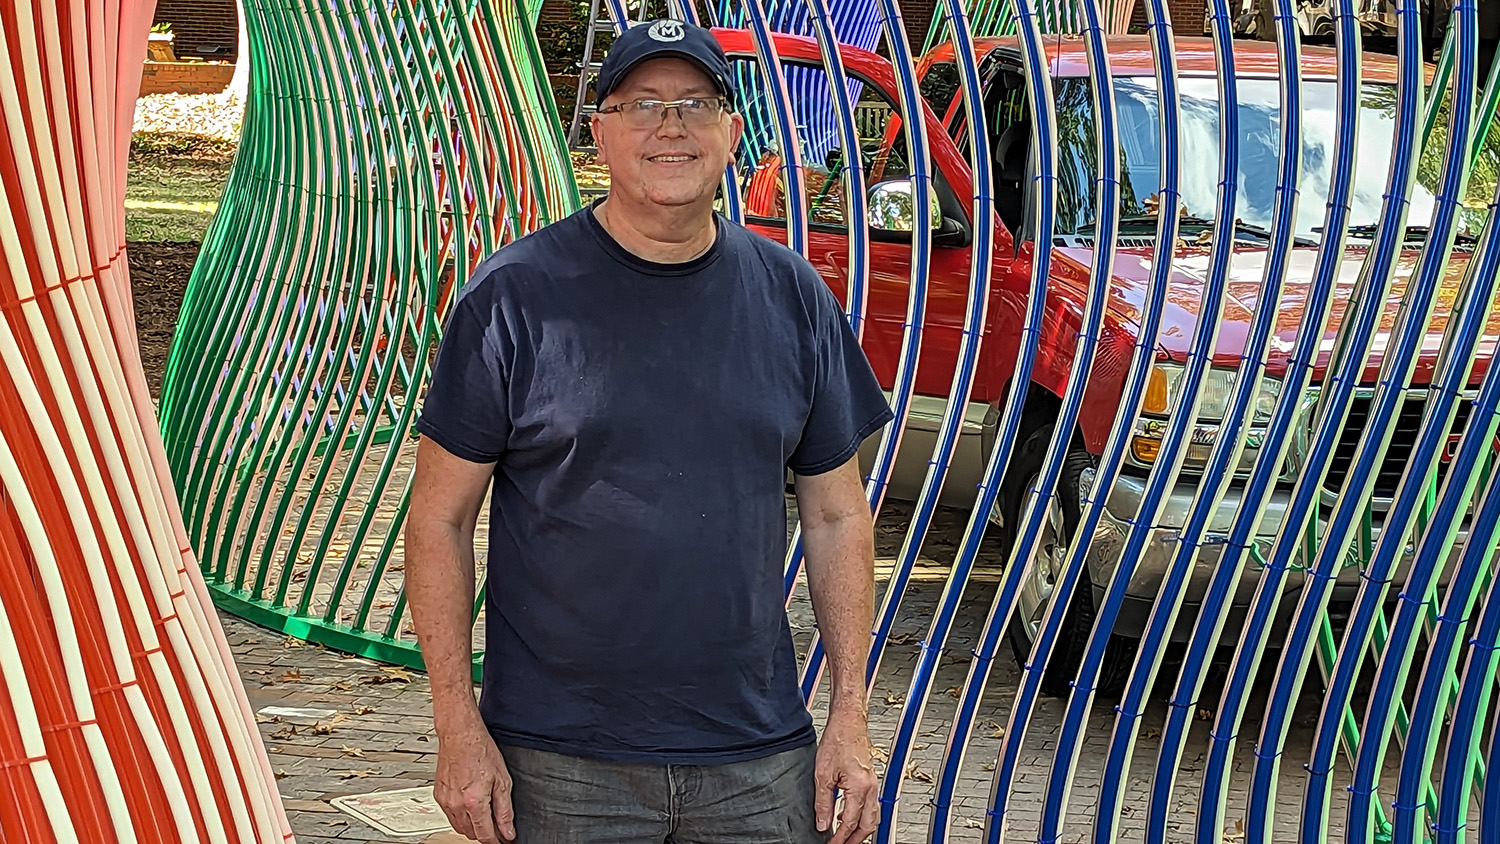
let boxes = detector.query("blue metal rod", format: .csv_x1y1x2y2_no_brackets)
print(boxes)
1144,0,1361,833
797,0,934,702
864,1,1001,838
1189,0,1426,832
1435,451,1500,843
803,0,871,341
921,3,1121,841
978,0,1183,837
743,0,809,257
1240,0,1452,833
778,0,874,608
1042,0,1272,833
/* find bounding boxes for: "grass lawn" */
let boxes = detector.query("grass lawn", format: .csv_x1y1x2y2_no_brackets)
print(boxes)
126,132,237,242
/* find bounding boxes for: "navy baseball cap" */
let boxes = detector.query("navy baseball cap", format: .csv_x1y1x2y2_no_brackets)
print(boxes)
595,19,734,104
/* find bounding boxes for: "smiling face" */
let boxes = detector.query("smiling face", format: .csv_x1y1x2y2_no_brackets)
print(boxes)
591,56,743,211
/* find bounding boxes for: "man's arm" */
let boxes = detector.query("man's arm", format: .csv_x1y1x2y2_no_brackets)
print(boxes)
795,456,880,844
407,436,515,843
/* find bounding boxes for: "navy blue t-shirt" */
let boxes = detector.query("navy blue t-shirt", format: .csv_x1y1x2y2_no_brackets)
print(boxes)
416,204,893,765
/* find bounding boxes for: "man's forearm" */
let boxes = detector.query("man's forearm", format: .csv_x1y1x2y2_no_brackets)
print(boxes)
407,518,484,735
802,511,876,716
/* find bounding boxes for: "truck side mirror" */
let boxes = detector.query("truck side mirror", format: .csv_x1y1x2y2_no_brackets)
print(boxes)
866,179,942,233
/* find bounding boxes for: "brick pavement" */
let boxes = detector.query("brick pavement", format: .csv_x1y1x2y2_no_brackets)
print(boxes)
227,499,1475,843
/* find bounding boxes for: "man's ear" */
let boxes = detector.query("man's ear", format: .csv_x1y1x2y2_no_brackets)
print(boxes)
591,113,609,166
727,111,745,162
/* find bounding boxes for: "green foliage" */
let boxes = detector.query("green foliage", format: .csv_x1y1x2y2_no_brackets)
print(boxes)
536,0,601,78
150,21,173,34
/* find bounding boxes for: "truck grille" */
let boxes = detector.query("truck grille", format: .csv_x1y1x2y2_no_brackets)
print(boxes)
1322,394,1475,498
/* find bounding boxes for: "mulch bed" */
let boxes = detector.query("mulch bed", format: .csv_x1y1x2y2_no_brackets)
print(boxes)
127,240,201,400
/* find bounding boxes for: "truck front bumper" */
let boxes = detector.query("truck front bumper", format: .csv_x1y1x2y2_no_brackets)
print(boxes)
1086,472,1468,642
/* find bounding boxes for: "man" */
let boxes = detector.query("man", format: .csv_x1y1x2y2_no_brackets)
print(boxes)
406,18,891,844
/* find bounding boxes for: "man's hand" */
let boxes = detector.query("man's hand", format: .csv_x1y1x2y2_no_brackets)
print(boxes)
434,719,516,843
815,708,880,844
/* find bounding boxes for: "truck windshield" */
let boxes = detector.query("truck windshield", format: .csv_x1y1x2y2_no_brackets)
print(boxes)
1052,75,1500,240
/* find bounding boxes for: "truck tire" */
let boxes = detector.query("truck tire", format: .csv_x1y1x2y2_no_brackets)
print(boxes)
996,420,1137,698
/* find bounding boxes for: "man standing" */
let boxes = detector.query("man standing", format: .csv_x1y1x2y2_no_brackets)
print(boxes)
406,19,891,844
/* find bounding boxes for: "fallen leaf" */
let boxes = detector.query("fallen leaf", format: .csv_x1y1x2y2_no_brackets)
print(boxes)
982,762,995,771
278,669,302,683
341,746,365,757
273,769,289,780
331,680,354,691
944,686,962,699
364,667,414,685
1143,728,1162,739
280,636,305,649
964,818,985,829
884,693,905,706
906,763,934,783
353,705,376,715
339,769,379,780
270,725,298,740
913,743,928,751
1196,707,1213,721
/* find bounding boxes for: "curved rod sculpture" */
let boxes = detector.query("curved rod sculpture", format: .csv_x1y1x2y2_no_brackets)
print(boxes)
0,0,292,839
158,0,576,667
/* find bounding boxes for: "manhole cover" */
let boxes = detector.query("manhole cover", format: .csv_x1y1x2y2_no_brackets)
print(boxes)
330,786,452,836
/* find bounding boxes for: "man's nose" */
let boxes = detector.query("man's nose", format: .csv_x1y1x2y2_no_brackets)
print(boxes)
655,109,689,138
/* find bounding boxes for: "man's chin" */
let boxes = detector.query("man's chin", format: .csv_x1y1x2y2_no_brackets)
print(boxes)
639,189,718,209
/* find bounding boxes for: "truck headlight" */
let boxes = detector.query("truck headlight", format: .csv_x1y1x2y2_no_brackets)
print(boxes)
1131,363,1289,475
1142,362,1282,425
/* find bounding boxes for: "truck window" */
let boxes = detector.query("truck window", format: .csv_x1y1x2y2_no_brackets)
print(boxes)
989,69,1032,236
731,57,912,229
1049,75,1499,240
919,54,1008,172
920,60,964,142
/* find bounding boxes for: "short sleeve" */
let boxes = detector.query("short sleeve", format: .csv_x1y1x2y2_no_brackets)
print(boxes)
787,279,894,476
416,291,511,464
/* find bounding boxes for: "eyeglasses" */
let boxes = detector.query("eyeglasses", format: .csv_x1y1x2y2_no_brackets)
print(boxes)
596,97,729,130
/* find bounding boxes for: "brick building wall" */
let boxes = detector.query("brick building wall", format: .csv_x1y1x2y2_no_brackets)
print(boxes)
152,0,239,63
139,61,235,96
1130,0,1210,33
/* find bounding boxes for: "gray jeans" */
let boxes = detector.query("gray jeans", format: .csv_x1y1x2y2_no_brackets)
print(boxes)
499,742,830,844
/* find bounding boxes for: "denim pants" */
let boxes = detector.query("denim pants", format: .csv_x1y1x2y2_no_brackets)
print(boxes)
499,742,830,843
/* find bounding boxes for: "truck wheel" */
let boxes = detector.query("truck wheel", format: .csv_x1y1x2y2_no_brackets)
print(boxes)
996,422,1137,698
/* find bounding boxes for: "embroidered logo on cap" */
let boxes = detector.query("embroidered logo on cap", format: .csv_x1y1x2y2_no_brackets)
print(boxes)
648,19,685,41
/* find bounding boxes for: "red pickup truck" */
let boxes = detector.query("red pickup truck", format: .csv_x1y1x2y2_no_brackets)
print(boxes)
714,29,1500,686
